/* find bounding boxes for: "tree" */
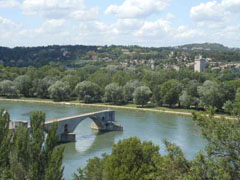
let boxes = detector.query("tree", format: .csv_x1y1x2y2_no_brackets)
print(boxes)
48,81,71,101
105,65,118,75
74,137,190,180
9,111,64,180
0,80,19,98
233,88,240,116
160,80,182,107
185,153,231,180
14,75,32,97
103,137,160,180
9,125,31,180
88,71,112,89
154,140,190,180
152,85,162,106
185,80,201,108
198,80,225,109
190,111,240,179
75,81,102,103
223,100,234,114
62,74,81,91
123,80,143,102
33,76,58,98
0,109,11,177
103,83,124,105
179,91,192,108
133,86,152,107
112,71,129,87
73,155,108,180
186,80,200,98
142,71,162,90
45,147,64,180
221,83,236,102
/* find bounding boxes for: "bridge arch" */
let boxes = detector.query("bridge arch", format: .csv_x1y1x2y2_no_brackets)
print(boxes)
44,110,122,143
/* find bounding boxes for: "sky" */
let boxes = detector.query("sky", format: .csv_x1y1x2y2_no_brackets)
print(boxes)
0,0,239,48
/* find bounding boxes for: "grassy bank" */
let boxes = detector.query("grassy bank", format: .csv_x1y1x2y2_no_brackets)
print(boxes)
0,97,235,119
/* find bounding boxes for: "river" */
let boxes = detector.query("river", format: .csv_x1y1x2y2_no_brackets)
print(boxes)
0,101,206,179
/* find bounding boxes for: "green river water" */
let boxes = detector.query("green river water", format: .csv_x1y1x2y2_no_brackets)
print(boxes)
0,101,206,180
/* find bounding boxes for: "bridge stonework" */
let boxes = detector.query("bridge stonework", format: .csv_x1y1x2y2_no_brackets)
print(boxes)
44,110,122,143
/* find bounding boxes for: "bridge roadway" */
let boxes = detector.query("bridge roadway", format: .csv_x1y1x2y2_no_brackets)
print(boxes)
45,110,112,125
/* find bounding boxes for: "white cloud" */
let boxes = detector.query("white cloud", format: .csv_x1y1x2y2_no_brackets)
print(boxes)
190,0,240,28
0,17,21,46
113,19,143,33
22,0,98,20
174,26,205,39
132,20,207,46
0,0,239,48
0,16,17,27
166,13,176,20
0,0,20,8
135,19,171,37
105,0,171,19
0,16,19,38
222,0,240,12
216,25,240,41
70,7,99,21
190,1,224,22
35,19,65,34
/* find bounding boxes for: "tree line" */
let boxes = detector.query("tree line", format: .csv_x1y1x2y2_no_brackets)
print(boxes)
1,65,240,114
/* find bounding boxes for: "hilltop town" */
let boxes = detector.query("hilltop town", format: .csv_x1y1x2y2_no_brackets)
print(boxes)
0,43,240,72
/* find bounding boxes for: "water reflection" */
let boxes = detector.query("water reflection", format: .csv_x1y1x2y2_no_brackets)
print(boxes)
62,130,122,179
64,131,122,159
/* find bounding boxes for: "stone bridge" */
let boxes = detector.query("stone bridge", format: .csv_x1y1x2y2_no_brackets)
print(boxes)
9,110,122,143
44,110,123,143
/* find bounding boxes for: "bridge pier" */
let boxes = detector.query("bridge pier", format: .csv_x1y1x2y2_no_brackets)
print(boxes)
60,133,76,143
91,121,123,131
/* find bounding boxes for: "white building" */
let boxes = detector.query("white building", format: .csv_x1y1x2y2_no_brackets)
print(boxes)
194,55,206,72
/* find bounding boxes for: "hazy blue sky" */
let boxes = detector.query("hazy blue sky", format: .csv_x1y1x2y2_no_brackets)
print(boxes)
0,0,239,47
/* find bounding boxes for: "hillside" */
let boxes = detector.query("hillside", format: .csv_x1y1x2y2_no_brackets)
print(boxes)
0,43,240,67
175,43,239,52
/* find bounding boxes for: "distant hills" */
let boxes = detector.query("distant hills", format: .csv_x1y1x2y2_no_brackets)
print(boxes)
0,43,240,67
174,43,240,52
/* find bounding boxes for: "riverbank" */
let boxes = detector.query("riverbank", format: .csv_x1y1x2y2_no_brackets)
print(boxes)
0,97,235,119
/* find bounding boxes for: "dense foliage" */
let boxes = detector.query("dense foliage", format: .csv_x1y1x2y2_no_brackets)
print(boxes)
1,64,240,114
74,111,240,180
0,110,64,180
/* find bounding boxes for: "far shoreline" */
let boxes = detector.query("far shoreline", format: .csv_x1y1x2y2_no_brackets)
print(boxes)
0,98,235,120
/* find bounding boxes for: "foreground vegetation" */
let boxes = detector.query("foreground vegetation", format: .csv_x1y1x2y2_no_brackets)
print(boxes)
0,110,64,180
73,109,240,180
0,108,239,180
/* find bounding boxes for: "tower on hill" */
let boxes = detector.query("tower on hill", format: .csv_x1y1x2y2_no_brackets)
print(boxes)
194,55,206,72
